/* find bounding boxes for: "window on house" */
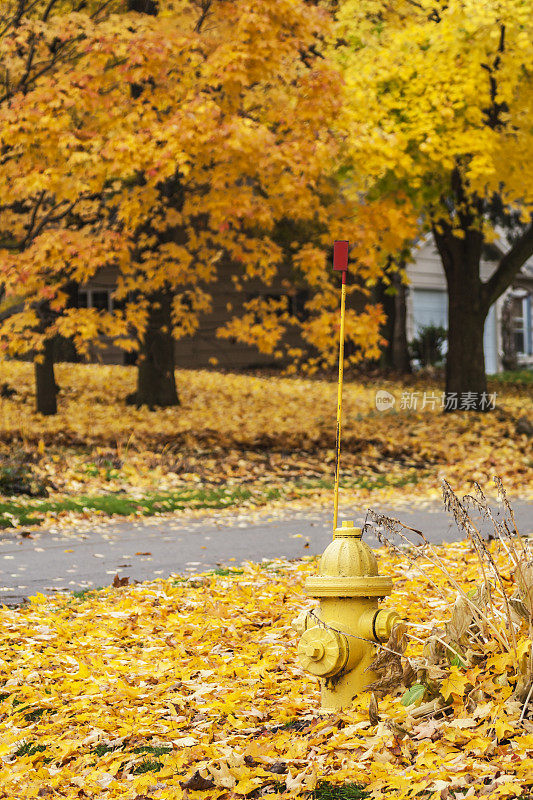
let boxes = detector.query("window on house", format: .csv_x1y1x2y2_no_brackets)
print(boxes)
76,288,113,312
510,296,526,355
91,291,111,311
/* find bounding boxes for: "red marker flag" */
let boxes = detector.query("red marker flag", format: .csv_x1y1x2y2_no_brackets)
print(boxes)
333,240,349,271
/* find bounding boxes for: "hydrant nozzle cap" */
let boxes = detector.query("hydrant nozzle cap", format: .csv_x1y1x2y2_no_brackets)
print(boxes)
374,609,401,642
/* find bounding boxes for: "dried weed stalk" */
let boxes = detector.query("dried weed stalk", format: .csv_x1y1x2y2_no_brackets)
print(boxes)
364,479,533,724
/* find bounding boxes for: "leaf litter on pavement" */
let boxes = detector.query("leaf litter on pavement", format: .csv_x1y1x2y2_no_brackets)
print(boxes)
1,485,532,799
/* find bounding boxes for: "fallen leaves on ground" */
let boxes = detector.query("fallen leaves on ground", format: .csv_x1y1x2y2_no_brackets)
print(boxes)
0,363,531,529
0,536,532,799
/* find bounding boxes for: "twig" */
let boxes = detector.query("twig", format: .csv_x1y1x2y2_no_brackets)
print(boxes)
410,700,452,719
519,680,533,724
406,631,467,667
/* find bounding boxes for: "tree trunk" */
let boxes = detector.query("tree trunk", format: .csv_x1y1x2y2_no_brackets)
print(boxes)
135,288,179,408
376,273,411,374
431,174,533,412
446,294,488,410
34,338,57,415
391,275,411,374
374,280,395,370
433,222,490,411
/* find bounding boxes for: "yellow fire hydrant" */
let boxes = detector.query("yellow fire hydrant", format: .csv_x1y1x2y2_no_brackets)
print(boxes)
294,520,399,712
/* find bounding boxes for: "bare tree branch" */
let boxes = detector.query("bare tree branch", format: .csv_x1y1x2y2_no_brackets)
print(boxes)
482,221,533,309
195,0,212,33
22,189,47,246
42,0,62,22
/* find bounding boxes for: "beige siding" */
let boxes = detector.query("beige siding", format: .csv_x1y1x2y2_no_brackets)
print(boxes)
408,239,447,290
408,236,498,289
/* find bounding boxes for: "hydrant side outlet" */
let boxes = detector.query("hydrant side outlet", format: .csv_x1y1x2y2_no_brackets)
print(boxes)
295,520,400,712
297,627,348,677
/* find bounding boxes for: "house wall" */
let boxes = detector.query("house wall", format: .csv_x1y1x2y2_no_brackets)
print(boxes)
170,260,305,369
81,265,127,365
509,291,533,367
81,257,356,370
82,266,294,369
406,236,501,374
526,295,533,358
484,304,498,375
75,237,533,373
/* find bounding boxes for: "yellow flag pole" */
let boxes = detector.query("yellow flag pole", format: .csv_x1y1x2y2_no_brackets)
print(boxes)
333,279,346,531
332,241,349,532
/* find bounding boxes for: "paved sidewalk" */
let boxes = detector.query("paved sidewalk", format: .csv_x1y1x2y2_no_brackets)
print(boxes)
0,499,531,605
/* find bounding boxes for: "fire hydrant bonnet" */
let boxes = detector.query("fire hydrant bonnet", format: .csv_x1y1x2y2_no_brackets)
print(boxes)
305,521,393,598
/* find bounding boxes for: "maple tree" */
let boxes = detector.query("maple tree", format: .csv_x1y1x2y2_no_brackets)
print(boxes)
0,0,415,413
335,0,533,409
96,0,415,406
0,0,131,414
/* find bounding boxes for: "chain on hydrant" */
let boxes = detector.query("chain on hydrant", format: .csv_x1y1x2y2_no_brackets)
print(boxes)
294,520,400,712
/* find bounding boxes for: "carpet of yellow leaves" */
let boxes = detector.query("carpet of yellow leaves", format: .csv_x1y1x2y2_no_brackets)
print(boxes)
0,540,532,799
0,362,531,523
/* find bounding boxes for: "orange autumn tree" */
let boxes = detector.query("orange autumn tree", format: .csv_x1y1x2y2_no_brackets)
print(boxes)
0,0,414,412
101,0,415,405
0,0,131,414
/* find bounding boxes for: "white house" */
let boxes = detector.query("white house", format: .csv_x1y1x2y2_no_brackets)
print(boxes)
407,236,533,374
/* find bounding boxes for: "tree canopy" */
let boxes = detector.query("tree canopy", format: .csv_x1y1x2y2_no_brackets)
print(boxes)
0,0,415,398
337,0,533,216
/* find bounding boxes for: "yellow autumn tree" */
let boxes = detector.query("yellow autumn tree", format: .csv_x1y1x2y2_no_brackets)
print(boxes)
336,0,533,409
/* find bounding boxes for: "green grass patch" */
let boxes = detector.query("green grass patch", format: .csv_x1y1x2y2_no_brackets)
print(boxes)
0,486,255,529
92,743,172,758
488,369,533,385
132,759,163,774
295,472,421,493
89,742,172,773
311,782,369,800
92,743,123,757
23,707,46,722
212,567,245,577
132,745,172,756
15,741,47,758
0,471,422,529
0,504,45,528
71,588,102,601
